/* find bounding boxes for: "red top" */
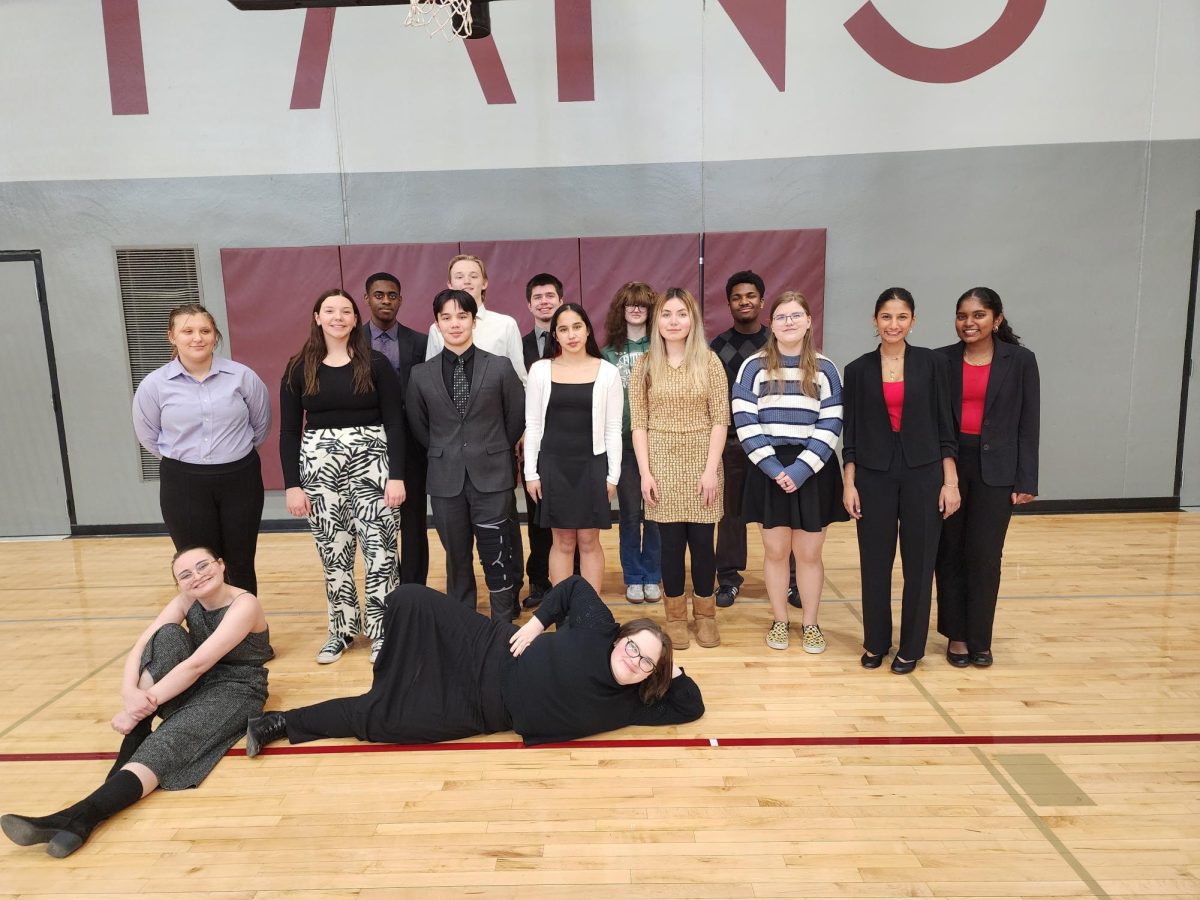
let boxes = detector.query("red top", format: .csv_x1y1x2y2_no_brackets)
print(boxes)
961,361,990,435
882,380,904,432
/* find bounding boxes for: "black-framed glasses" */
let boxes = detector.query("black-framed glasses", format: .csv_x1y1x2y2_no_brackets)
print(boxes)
624,303,649,310
175,558,217,584
624,639,657,674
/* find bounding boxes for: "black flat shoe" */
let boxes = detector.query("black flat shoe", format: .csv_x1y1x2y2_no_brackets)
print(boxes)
860,651,885,669
946,650,971,667
970,650,993,667
890,657,917,675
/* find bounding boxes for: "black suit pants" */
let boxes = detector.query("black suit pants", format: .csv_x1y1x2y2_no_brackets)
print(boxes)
398,457,430,585
159,450,264,594
431,476,518,620
855,435,943,661
934,434,1013,653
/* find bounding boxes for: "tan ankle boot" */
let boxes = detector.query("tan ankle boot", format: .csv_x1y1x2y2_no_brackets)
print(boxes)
691,593,721,648
662,594,690,649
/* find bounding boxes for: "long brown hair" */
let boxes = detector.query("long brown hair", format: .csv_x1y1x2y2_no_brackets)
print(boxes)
603,281,656,353
166,303,222,360
284,289,374,397
617,618,675,704
761,291,819,398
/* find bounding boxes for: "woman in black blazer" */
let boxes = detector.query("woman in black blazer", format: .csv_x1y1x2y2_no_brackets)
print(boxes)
843,288,960,674
935,288,1040,668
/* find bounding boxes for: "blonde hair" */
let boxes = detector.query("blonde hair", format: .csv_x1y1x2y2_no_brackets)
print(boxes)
639,287,711,395
167,303,222,360
761,291,819,397
447,254,488,302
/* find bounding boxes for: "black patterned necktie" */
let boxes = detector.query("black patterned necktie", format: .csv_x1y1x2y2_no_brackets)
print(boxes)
452,355,469,417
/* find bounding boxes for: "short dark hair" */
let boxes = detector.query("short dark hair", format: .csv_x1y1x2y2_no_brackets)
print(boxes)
725,270,765,302
365,272,401,294
432,288,477,318
526,272,564,302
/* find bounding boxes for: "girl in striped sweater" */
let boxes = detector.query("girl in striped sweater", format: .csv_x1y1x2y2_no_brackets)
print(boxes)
733,292,849,651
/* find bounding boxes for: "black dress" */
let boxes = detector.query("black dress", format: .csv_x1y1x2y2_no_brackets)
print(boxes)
536,381,613,530
282,578,704,747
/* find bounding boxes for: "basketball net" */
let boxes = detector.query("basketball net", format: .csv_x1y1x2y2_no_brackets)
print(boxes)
405,0,474,40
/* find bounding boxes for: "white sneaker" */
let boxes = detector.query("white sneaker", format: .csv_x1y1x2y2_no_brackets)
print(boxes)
626,584,645,603
369,638,384,664
642,583,661,601
316,634,353,664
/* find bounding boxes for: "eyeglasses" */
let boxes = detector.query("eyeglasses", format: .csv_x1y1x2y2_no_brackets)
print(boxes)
175,558,217,584
624,639,657,674
624,303,649,310
773,312,807,324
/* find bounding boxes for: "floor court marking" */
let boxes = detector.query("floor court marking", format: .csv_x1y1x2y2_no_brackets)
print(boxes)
0,646,129,740
3,731,1198,763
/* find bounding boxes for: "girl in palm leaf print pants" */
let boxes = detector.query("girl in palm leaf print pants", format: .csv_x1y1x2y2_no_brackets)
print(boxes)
281,290,407,665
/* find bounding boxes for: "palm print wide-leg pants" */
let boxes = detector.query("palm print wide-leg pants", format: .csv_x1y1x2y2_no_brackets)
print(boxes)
300,426,399,640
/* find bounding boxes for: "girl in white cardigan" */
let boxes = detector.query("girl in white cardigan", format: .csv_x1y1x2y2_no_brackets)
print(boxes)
525,304,623,593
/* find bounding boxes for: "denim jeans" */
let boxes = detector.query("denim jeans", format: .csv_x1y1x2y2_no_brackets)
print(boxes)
616,451,661,585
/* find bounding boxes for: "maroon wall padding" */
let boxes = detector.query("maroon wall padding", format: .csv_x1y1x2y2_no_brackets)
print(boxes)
221,245,343,491
578,233,700,326
702,229,827,348
458,238,582,334
338,242,460,333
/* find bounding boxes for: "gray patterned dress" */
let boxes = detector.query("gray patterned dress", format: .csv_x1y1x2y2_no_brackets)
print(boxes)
129,600,273,790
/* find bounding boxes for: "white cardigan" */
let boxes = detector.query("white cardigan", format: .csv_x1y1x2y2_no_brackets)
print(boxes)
524,358,623,485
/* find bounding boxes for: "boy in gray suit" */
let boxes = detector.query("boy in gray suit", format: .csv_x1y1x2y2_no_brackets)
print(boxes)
407,290,526,620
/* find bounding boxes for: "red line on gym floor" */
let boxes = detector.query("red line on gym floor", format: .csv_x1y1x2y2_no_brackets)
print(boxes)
3,732,1197,763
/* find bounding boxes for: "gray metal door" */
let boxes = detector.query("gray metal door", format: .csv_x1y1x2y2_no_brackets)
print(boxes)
0,255,73,535
1181,214,1200,507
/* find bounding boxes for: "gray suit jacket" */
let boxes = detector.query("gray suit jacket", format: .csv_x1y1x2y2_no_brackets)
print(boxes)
406,347,525,497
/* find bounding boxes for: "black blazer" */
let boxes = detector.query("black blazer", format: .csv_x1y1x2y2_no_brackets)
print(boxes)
395,324,430,470
938,340,1040,495
842,344,957,472
523,329,547,371
405,347,525,497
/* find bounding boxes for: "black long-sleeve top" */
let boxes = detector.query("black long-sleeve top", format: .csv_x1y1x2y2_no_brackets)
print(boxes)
503,576,705,746
278,352,406,488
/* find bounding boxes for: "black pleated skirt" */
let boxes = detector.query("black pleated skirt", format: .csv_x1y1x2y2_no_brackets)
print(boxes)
742,444,850,532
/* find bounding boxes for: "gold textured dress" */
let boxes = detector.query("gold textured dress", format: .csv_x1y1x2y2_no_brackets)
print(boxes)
629,351,730,524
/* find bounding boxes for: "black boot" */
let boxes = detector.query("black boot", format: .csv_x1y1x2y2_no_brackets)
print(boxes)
246,712,289,758
107,716,153,779
489,587,519,623
2,769,143,858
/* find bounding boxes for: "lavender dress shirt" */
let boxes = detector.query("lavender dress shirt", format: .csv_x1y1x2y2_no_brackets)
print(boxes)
132,357,272,465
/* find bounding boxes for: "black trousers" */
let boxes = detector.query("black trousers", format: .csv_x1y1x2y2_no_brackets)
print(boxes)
523,483,552,590
715,440,749,588
431,476,518,620
398,457,430,585
659,522,716,598
854,436,943,661
935,434,1013,653
158,450,264,594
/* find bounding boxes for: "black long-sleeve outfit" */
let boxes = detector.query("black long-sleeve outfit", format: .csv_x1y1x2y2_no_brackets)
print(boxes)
283,577,704,748
843,345,957,661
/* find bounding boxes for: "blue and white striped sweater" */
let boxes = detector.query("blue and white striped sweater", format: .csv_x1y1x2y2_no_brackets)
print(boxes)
732,352,843,485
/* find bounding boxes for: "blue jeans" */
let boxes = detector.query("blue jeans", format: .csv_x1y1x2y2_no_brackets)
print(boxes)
616,451,661,585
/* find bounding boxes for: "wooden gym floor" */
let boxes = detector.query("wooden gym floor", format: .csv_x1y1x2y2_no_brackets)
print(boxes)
1,512,1197,899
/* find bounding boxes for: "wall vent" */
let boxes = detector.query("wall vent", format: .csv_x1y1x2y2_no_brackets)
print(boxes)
117,247,202,480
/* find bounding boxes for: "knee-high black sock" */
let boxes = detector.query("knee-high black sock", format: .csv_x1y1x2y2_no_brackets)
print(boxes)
1,769,144,858
108,717,153,779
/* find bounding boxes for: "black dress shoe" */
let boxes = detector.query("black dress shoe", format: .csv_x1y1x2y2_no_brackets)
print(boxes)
970,650,993,667
946,650,971,667
890,656,917,675
522,582,549,610
860,651,885,669
246,712,288,758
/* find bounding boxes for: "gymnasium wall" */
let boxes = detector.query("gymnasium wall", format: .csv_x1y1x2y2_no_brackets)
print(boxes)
0,0,1197,530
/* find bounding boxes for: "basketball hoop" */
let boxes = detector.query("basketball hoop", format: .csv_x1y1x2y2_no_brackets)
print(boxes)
405,0,490,41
